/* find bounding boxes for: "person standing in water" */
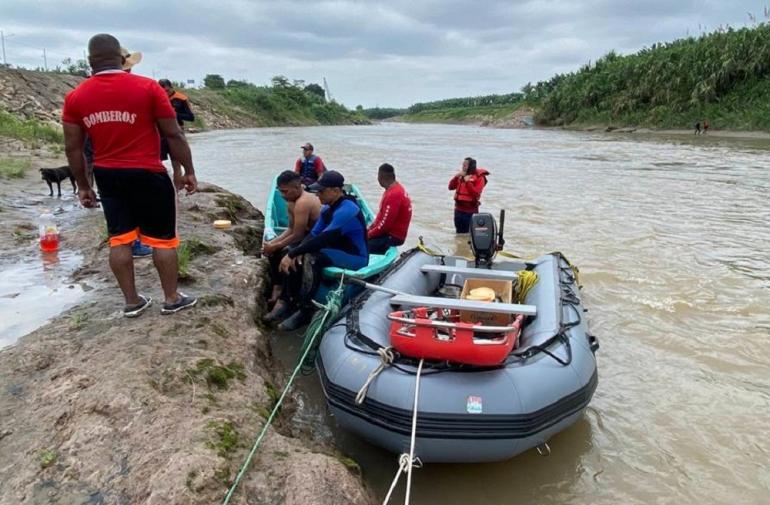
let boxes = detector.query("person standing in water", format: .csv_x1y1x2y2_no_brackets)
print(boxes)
448,157,489,233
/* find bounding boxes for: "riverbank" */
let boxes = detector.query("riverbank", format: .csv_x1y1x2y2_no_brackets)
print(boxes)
564,123,770,140
389,112,770,141
393,104,535,128
0,143,373,504
0,68,368,132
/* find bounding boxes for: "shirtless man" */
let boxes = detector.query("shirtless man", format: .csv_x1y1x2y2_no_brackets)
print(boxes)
263,170,321,322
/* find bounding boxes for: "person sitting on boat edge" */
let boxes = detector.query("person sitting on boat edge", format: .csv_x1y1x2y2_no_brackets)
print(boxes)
448,157,489,233
367,163,412,254
294,142,326,187
262,170,321,322
277,170,369,331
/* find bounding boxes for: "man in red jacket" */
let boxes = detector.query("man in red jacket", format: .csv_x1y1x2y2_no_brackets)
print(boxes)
448,157,489,233
367,163,412,254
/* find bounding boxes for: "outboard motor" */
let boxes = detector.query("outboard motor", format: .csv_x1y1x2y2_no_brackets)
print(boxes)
469,210,505,267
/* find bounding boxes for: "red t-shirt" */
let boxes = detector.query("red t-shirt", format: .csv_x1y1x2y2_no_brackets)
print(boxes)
368,182,412,242
62,71,176,171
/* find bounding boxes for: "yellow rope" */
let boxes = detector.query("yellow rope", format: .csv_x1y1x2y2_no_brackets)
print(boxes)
416,236,446,257
498,250,524,259
416,237,525,263
515,270,539,303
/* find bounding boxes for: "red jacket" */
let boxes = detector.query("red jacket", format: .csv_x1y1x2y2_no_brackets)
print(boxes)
448,169,489,213
368,182,412,242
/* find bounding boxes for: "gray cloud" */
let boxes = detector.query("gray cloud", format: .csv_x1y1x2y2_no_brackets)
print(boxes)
1,0,766,107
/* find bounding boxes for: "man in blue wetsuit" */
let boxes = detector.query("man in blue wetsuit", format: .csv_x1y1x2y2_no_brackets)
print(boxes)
277,170,369,330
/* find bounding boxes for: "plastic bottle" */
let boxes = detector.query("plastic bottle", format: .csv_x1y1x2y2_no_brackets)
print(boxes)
38,209,60,252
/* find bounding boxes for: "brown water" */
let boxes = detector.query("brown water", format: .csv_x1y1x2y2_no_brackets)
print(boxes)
0,195,87,349
191,124,770,505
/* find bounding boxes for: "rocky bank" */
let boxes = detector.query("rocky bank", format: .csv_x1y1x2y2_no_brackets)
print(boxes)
0,148,373,504
0,68,271,131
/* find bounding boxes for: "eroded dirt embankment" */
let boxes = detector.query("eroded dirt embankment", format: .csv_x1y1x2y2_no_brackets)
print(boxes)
0,164,373,504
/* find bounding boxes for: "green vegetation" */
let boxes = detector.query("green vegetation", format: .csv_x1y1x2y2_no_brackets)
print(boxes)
377,24,770,131
400,104,525,123
0,109,62,145
206,420,238,458
187,358,246,390
408,93,524,114
177,237,219,279
0,158,30,179
40,449,57,468
69,311,89,330
335,454,361,474
360,107,407,119
525,23,770,129
186,75,367,127
254,380,281,420
199,293,235,307
215,194,248,222
373,92,524,123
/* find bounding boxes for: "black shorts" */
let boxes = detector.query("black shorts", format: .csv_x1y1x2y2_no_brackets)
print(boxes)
94,167,178,248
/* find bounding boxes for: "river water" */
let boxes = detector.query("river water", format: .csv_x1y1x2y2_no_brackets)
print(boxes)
191,124,770,505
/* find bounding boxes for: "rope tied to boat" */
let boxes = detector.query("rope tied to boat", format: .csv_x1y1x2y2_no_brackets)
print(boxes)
220,277,345,505
355,346,395,404
416,235,446,257
515,270,539,303
382,358,424,505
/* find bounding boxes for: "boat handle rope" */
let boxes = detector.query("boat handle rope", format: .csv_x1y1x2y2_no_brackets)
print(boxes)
355,346,395,404
382,358,424,505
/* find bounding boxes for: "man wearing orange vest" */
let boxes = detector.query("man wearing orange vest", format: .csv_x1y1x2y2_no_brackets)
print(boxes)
158,79,195,189
448,157,489,233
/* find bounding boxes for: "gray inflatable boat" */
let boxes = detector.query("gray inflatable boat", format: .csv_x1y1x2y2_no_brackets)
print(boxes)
316,216,599,463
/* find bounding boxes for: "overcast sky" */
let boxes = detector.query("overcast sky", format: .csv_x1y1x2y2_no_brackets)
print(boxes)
1,1,768,107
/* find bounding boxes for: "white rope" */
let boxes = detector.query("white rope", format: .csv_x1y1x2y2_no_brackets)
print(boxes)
404,358,424,505
380,358,424,505
355,347,395,404
382,454,411,505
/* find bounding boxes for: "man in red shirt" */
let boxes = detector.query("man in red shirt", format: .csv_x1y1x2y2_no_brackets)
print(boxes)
367,163,412,254
62,33,198,317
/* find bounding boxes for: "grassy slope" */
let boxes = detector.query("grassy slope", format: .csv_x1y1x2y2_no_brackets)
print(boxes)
566,77,770,130
396,104,526,123
184,87,367,128
0,109,63,145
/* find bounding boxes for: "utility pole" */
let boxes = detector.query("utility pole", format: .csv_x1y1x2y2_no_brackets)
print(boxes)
323,77,333,102
1,30,6,66
43,48,47,71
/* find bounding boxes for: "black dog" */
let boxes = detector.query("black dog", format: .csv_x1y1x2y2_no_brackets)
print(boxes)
40,166,76,197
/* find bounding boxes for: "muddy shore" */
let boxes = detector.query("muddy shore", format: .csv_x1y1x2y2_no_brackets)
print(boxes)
0,146,373,504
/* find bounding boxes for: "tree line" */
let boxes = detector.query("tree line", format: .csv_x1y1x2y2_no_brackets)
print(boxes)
523,23,770,127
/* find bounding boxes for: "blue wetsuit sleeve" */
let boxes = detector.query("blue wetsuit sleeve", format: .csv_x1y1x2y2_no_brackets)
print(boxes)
288,201,358,258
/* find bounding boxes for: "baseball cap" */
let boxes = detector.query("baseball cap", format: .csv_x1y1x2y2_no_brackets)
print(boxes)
307,170,344,192
300,143,314,150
